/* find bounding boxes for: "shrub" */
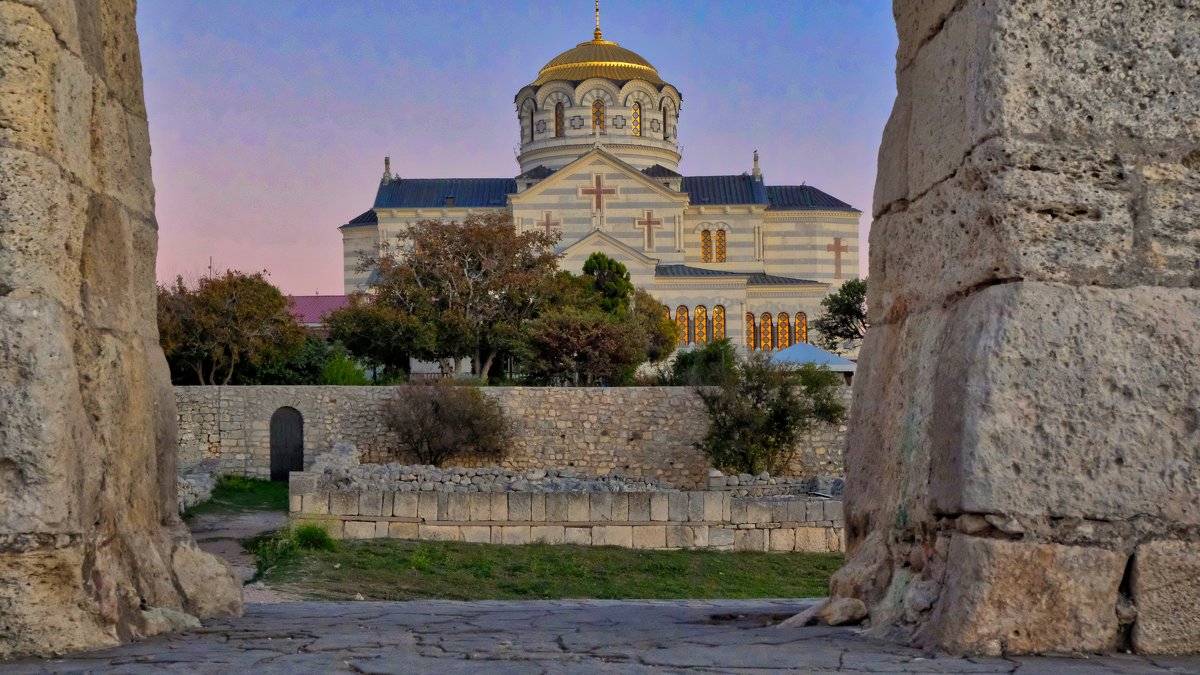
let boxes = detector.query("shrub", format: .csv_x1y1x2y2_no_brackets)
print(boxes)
696,354,846,475
320,353,371,385
247,523,337,576
668,338,738,386
384,382,511,466
292,523,337,551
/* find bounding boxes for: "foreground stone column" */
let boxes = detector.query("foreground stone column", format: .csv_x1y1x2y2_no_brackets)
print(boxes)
833,0,1199,656
0,0,242,658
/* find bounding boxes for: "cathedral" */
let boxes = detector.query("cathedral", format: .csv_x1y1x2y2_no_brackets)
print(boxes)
340,9,860,353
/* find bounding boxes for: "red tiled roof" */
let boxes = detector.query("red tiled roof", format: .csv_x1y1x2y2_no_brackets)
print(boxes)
288,295,349,325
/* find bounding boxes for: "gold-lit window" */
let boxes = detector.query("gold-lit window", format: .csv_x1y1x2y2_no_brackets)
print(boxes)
745,312,756,350
713,305,726,340
592,100,605,131
797,312,808,344
777,312,791,349
716,230,727,263
760,312,774,351
632,102,642,136
694,306,708,345
701,230,712,263
555,102,565,137
676,305,689,345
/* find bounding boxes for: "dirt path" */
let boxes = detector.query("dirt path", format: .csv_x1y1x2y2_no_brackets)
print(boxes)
187,510,301,603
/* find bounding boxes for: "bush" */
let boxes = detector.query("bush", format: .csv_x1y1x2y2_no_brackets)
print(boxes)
384,382,511,466
292,523,337,551
668,338,738,386
247,523,338,576
696,354,846,475
320,353,371,385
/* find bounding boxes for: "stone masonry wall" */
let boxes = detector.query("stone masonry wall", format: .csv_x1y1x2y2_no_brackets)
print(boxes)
832,0,1200,657
288,472,845,553
176,385,849,488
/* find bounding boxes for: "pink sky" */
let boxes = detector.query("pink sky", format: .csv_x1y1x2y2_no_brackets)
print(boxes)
138,1,896,295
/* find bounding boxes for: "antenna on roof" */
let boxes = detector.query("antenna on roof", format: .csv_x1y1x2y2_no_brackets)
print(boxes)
381,156,393,185
752,149,762,180
594,0,602,40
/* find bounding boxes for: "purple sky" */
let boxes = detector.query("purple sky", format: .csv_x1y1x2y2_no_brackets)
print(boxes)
137,1,897,295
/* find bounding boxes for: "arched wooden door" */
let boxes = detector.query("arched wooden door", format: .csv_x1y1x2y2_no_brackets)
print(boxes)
269,407,304,481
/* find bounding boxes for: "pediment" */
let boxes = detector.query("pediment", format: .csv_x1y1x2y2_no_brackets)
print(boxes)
510,147,688,205
560,229,659,271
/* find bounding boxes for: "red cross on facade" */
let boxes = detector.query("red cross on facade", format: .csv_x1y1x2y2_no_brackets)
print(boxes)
580,174,617,212
827,237,849,279
534,211,561,237
635,210,663,250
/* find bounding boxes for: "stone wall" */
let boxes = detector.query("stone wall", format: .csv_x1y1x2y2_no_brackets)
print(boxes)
176,385,849,488
0,0,241,659
833,0,1200,657
288,472,845,553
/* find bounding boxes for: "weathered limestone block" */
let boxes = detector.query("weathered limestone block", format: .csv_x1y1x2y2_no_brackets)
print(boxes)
0,0,240,659
1132,540,1200,655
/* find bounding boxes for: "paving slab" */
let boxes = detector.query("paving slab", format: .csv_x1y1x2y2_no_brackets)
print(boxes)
6,600,1197,673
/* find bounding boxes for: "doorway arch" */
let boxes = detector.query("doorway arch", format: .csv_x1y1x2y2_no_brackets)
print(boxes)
269,407,304,481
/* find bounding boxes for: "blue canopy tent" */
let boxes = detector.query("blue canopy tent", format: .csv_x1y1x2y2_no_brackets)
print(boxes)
771,342,857,373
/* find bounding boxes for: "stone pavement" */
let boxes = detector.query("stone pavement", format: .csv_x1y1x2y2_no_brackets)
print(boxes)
7,599,1198,674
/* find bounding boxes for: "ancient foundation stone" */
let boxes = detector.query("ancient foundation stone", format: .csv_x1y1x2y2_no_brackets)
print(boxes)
0,0,241,659
829,0,1200,656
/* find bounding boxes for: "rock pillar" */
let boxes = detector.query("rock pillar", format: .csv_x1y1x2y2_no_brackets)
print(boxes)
834,0,1199,656
0,0,242,658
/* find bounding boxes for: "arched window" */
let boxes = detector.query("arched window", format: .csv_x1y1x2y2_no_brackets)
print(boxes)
713,305,726,341
745,312,756,350
777,312,791,349
716,230,727,263
592,99,605,131
760,312,774,351
701,230,713,263
675,305,689,346
529,112,535,142
797,312,808,344
554,102,565,137
632,102,642,136
694,306,708,345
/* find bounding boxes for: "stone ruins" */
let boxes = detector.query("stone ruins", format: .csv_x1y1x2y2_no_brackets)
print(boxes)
832,0,1199,656
0,0,241,659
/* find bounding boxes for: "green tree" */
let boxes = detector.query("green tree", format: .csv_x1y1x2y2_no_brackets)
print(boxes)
812,277,868,354
669,338,738,386
324,293,432,382
157,270,306,385
582,251,635,314
696,354,846,475
234,333,333,385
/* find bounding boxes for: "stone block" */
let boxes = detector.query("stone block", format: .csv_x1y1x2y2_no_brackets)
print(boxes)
649,493,669,521
545,494,569,522
824,501,844,523
358,491,383,518
343,520,375,540
530,525,565,544
709,527,735,549
530,493,546,522
392,493,418,519
769,528,796,552
417,493,439,522
734,529,766,552
288,495,302,513
374,520,389,539
628,493,650,522
665,525,690,548
594,525,633,548
490,493,508,522
418,524,462,542
461,526,492,544
795,527,827,553
610,493,629,521
687,493,705,522
388,522,418,539
925,536,1124,655
668,493,688,522
566,494,590,522
689,525,709,549
1132,539,1200,655
564,527,592,546
805,501,825,523
785,500,806,523
498,526,531,546
444,493,469,522
769,502,789,524
589,493,613,522
468,492,491,521
288,471,317,496
508,493,532,521
436,493,449,520
632,526,666,550
329,492,359,516
701,492,724,522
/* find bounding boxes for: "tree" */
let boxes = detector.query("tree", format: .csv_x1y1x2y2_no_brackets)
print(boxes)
668,338,738,386
383,382,511,466
360,212,560,380
582,251,635,314
812,277,868,354
696,354,846,475
233,332,334,385
324,293,432,382
157,270,306,385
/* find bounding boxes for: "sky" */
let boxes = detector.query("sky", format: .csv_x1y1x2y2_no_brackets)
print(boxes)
137,1,898,295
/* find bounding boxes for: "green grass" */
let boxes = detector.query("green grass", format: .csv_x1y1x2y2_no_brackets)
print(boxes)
182,475,289,519
253,538,842,601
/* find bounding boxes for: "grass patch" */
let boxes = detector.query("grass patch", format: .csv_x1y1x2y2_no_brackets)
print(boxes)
182,475,289,519
256,538,842,601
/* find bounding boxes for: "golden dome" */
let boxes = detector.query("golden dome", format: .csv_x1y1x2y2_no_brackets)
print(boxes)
533,38,665,87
